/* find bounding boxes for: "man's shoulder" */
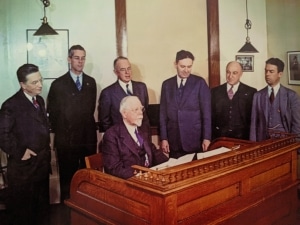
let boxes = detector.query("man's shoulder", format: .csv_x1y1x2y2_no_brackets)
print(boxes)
132,80,147,87
239,82,257,92
101,81,119,92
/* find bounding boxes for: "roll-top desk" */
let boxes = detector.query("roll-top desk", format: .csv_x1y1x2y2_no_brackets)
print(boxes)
65,135,300,225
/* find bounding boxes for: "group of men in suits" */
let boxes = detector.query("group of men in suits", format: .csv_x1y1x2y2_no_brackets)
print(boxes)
1,45,300,224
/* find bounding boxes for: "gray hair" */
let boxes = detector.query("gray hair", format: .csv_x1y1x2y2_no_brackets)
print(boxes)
119,96,140,113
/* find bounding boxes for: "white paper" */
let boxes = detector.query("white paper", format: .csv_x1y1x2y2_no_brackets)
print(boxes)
151,153,195,170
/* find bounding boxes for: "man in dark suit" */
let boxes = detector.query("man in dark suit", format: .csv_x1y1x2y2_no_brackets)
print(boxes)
102,96,167,179
47,45,97,201
160,50,211,159
0,64,51,225
250,57,300,141
98,56,150,135
211,61,257,140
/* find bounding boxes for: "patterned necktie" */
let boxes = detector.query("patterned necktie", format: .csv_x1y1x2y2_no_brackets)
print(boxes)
32,97,39,109
126,84,132,95
270,88,275,104
135,128,144,146
228,85,234,100
76,76,82,91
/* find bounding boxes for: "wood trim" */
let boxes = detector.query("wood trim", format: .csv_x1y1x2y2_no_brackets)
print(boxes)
115,0,221,87
115,0,127,56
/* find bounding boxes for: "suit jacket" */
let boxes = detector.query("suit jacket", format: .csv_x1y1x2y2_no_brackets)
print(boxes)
47,72,97,154
250,85,300,141
98,80,150,133
0,90,50,184
160,74,211,153
102,122,168,179
211,82,257,140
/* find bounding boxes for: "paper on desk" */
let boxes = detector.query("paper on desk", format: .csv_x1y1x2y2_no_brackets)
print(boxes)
197,147,231,159
151,153,195,170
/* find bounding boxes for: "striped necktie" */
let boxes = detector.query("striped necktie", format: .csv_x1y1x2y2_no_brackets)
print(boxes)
32,97,40,109
228,85,234,100
76,76,82,91
126,84,132,95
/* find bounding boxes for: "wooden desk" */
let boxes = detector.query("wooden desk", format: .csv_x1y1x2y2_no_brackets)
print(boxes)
65,136,300,225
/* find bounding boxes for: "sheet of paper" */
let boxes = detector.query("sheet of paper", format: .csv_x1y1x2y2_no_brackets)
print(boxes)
197,147,231,159
151,153,195,170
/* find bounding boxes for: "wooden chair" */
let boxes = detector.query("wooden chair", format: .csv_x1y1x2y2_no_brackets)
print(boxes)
85,153,103,172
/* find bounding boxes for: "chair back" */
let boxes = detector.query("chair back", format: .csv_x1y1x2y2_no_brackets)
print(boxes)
85,153,103,172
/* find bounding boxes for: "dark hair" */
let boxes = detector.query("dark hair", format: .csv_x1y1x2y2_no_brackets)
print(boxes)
265,58,284,72
68,45,86,58
113,56,129,69
175,50,194,63
16,64,39,83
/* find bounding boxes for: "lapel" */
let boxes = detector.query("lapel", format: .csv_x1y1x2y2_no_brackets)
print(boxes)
113,81,127,100
278,85,287,117
119,123,140,157
179,75,195,106
261,87,269,123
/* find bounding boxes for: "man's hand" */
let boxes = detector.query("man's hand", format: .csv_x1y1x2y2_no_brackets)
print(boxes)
21,149,37,160
202,139,211,152
161,140,170,154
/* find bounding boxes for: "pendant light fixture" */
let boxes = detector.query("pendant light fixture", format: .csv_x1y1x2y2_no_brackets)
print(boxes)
34,0,58,36
238,0,258,53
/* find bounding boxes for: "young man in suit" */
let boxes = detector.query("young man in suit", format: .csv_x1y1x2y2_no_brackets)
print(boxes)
211,61,257,140
102,96,167,179
47,45,97,201
0,64,51,225
160,50,211,159
250,57,300,141
98,56,150,135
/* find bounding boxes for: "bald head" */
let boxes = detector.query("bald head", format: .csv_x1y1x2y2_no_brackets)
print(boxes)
226,61,243,85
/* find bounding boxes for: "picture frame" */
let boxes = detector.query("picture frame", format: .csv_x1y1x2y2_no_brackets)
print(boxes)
235,55,254,72
287,51,300,85
26,29,69,79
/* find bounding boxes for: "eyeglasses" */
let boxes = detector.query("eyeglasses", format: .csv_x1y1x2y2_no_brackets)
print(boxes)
72,56,86,61
119,67,131,73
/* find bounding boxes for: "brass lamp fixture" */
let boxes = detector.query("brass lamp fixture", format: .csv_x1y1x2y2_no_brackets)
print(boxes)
238,0,258,53
34,0,58,36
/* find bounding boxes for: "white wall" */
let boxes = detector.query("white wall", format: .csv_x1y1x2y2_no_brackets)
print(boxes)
0,0,117,108
219,0,268,90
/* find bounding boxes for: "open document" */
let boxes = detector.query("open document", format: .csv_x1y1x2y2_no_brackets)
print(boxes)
151,147,232,171
197,147,231,159
151,153,195,171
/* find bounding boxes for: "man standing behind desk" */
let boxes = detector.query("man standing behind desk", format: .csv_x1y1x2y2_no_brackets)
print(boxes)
47,45,97,201
160,50,211,159
250,57,300,141
211,61,256,140
0,64,51,225
98,56,150,135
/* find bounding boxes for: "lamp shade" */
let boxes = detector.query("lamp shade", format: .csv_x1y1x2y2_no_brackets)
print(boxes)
34,19,58,36
238,41,258,53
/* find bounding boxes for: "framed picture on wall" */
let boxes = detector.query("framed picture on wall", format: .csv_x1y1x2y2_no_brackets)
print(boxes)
26,29,69,79
287,51,300,85
235,55,254,72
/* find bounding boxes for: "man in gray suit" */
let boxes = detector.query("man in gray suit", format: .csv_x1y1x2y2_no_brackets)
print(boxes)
98,56,150,135
250,57,300,141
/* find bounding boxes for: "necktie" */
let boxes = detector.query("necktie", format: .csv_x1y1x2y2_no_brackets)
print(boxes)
135,128,144,146
32,97,39,109
126,84,132,95
135,129,149,167
228,85,234,100
76,76,82,91
179,79,184,98
270,88,275,104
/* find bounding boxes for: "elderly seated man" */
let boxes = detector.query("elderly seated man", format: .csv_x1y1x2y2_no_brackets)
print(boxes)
102,96,168,179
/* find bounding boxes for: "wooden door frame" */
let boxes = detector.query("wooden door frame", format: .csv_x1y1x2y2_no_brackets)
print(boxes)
115,0,220,87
